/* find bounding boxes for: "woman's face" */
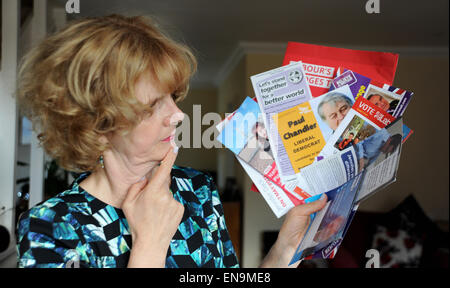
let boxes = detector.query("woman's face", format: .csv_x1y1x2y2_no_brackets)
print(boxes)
106,73,184,164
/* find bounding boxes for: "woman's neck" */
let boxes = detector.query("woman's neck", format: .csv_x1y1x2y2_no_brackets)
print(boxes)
79,150,159,209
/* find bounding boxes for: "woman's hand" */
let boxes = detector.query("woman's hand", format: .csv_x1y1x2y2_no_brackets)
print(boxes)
122,148,185,268
260,194,328,268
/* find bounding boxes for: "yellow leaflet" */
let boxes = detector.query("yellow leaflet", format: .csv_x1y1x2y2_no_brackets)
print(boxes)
273,102,325,172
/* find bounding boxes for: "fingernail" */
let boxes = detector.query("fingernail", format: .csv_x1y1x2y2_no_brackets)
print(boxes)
173,146,179,154
139,176,146,182
319,194,326,201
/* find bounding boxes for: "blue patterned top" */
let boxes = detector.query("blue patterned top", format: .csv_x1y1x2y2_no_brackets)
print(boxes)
16,166,239,268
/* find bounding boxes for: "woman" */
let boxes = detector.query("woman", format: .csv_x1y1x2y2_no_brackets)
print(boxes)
16,14,326,268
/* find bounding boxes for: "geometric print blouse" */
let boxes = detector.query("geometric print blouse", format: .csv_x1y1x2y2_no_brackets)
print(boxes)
16,166,240,268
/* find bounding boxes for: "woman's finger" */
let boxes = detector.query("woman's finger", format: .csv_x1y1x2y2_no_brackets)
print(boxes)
123,177,148,204
151,146,179,186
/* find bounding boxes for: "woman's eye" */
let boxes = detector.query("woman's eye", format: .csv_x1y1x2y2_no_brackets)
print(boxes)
149,96,165,108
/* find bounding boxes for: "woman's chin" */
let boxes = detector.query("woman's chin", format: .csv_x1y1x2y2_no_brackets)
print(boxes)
158,142,175,156
148,141,177,163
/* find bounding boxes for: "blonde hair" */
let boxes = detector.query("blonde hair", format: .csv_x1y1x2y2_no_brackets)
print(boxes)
17,14,197,172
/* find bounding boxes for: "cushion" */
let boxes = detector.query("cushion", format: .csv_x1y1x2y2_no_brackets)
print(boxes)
370,195,436,267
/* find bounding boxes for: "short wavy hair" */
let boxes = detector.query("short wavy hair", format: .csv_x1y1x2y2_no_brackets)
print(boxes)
17,14,197,172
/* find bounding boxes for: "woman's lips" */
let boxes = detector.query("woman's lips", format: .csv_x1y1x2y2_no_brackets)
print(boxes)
162,131,176,142
162,135,174,142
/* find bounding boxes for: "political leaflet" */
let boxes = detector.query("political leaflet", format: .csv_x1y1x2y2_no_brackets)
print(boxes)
237,157,295,218
354,119,403,202
319,95,397,158
297,118,403,200
272,85,354,173
298,145,359,197
330,68,414,118
289,174,364,263
250,61,312,180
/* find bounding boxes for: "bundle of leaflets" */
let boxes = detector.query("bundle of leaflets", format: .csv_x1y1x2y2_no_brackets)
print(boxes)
216,42,414,263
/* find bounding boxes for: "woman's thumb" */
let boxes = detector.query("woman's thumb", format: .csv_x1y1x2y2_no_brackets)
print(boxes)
294,194,328,216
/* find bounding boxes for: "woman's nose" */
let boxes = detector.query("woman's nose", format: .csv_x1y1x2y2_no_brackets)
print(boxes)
164,103,185,127
169,111,185,126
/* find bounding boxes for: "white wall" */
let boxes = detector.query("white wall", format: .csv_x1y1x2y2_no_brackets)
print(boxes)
0,0,20,262
27,0,49,208
0,0,66,263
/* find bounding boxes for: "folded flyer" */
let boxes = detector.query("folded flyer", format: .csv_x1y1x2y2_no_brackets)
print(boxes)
299,118,403,198
354,118,404,202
